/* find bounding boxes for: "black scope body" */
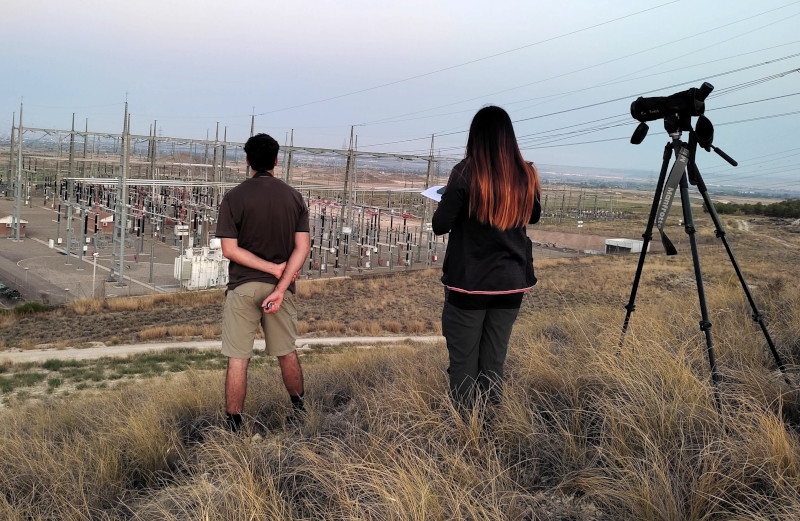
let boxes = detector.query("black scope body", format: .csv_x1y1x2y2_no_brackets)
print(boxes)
630,82,714,123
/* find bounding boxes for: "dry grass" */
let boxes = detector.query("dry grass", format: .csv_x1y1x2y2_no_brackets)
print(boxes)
405,319,426,334
350,320,382,335
295,278,331,299
1,316,798,519
138,326,168,341
200,324,221,339
65,291,225,316
136,324,222,342
297,320,311,336
381,320,403,333
318,320,346,334
68,297,105,315
1,271,442,347
0,313,16,329
167,325,202,339
1,216,799,519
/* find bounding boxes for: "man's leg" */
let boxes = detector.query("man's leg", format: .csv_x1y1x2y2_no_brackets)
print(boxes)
278,350,305,423
277,350,304,396
264,290,306,422
225,357,250,431
221,283,263,431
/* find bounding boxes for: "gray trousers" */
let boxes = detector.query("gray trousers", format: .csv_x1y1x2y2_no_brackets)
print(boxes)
441,297,520,408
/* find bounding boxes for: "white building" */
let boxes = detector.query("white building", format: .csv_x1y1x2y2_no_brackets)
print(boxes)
605,238,649,254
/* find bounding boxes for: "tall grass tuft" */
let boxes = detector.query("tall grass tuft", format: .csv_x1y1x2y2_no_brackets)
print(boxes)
68,298,104,315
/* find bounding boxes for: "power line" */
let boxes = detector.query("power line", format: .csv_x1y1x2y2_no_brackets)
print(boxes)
360,57,800,153
373,97,799,158
605,2,800,84
709,91,800,111
716,109,800,126
702,146,800,174
354,6,800,128
391,85,800,156
521,136,630,150
252,1,680,116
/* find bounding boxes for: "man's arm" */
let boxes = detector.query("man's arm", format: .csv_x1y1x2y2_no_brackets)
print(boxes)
220,238,285,278
262,232,311,313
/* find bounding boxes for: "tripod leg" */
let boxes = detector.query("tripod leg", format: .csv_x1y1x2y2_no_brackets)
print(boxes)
689,165,793,387
619,142,674,349
679,173,722,411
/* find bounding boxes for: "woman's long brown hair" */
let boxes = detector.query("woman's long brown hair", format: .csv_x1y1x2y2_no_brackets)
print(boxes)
465,106,540,230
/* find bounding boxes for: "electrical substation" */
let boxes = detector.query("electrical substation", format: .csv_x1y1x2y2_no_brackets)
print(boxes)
2,104,632,304
1,104,457,303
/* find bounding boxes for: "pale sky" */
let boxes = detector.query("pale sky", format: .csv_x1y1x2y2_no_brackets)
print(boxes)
2,0,799,191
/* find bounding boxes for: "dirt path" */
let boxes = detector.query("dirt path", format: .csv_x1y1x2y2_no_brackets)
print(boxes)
735,219,796,248
0,335,445,364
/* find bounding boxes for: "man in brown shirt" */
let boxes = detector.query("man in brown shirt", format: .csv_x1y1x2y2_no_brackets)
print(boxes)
215,133,311,431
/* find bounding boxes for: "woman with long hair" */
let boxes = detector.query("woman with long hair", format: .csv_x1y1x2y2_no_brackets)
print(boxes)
432,105,541,409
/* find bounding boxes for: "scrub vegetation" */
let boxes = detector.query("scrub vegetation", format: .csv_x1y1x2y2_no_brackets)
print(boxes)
1,214,799,519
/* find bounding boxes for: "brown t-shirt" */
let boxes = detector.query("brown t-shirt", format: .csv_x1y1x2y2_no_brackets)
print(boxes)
216,172,310,293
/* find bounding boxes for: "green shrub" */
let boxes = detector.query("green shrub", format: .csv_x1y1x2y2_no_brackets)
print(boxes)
13,302,48,315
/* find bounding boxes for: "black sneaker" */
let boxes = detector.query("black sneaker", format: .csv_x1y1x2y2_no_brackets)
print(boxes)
225,412,243,433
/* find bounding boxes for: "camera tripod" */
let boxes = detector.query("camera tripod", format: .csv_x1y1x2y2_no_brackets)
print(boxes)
618,116,793,409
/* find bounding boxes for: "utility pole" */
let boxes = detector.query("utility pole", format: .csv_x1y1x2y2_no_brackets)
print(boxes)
337,126,355,271
212,122,220,206
12,103,23,241
82,118,88,177
7,112,15,192
246,113,254,178
212,122,219,184
68,113,76,181
65,114,76,261
342,126,353,204
285,129,294,185
149,120,157,180
110,103,129,286
419,134,435,263
221,126,227,183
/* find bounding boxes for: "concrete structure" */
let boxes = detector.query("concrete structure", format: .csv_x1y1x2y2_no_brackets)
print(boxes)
605,238,648,254
528,229,662,255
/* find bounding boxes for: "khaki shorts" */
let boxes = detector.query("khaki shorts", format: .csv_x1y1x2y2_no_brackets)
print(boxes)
221,281,298,359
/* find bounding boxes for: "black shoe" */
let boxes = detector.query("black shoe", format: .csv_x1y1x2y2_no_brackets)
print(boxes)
225,412,243,433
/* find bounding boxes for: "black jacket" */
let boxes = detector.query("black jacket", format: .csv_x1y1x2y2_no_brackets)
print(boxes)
432,159,541,294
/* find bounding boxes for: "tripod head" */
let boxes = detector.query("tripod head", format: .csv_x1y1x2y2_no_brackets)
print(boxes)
629,81,737,166
630,82,713,144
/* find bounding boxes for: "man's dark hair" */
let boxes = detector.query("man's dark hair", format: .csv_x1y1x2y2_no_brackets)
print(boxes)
244,133,280,172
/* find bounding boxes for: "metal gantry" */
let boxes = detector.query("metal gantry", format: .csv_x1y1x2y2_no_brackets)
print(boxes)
5,104,456,288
